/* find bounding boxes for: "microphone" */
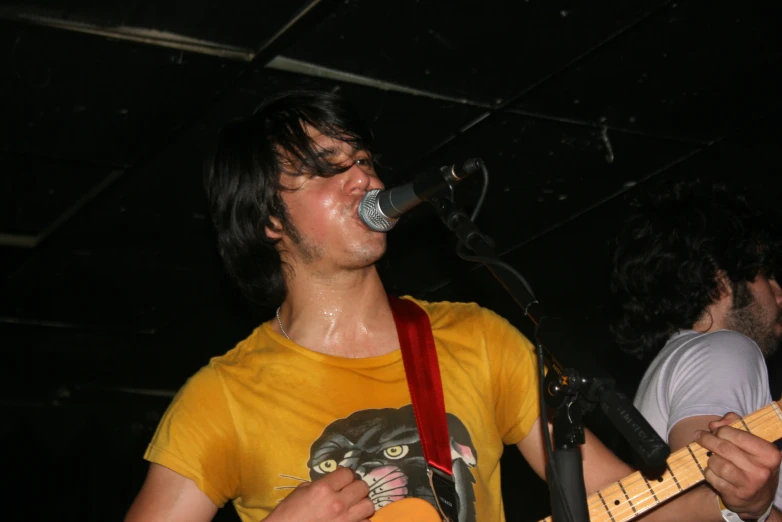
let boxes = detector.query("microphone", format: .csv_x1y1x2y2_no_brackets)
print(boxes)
358,158,484,232
599,388,671,468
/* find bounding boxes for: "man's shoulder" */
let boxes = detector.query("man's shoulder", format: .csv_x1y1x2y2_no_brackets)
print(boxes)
197,323,274,376
400,296,489,325
399,296,526,347
674,329,762,356
657,330,765,375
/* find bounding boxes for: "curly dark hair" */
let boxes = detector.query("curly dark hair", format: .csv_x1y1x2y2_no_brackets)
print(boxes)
204,90,375,307
607,178,781,359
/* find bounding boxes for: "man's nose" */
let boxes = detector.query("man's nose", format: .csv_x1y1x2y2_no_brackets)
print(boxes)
344,162,383,194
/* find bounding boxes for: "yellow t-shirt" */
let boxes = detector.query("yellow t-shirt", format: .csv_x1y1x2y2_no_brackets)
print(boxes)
144,297,541,521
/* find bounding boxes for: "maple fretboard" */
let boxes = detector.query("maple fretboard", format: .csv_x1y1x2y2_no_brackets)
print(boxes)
538,400,782,522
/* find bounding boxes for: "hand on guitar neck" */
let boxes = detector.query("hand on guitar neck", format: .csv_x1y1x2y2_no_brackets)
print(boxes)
536,404,782,522
698,412,781,520
268,406,782,522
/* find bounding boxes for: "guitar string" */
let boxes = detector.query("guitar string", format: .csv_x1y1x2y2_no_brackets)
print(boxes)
590,460,735,522
588,455,772,522
581,410,782,522
590,407,781,504
271,408,781,522
587,435,778,522
357,408,782,522
512,435,776,522
539,406,781,522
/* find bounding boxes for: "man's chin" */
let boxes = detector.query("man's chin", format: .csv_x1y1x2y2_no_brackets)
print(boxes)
348,243,387,269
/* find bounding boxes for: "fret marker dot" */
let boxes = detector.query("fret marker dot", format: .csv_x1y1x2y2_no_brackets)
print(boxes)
707,451,713,457
614,500,620,506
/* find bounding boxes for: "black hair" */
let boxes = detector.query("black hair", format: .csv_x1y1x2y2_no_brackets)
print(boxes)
204,90,375,307
607,178,780,359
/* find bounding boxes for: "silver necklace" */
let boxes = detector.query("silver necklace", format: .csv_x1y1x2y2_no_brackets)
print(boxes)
276,307,290,339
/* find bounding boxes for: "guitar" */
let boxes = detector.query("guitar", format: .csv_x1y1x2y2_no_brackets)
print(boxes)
370,497,440,521
370,400,782,522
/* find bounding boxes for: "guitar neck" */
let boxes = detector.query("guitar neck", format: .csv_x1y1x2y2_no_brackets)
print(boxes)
539,400,782,522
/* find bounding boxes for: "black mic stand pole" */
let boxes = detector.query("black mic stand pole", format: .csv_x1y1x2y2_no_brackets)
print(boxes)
423,192,670,522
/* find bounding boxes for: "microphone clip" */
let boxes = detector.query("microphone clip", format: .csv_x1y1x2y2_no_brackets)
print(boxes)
542,348,671,470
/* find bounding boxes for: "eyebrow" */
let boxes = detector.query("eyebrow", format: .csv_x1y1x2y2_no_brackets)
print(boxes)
313,147,340,159
313,147,372,163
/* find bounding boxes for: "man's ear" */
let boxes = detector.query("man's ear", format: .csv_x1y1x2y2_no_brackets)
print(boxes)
715,270,733,299
265,216,284,240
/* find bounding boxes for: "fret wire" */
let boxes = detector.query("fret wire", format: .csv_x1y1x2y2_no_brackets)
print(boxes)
745,407,782,433
618,480,636,513
686,445,706,475
620,407,781,494
597,491,616,522
751,417,782,438
539,403,782,522
588,439,782,522
585,465,688,510
589,453,775,520
642,475,659,503
628,448,706,500
590,473,697,522
666,462,683,493
588,473,691,516
591,467,766,522
589,423,776,513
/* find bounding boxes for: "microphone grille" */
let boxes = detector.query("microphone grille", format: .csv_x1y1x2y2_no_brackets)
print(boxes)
358,189,398,232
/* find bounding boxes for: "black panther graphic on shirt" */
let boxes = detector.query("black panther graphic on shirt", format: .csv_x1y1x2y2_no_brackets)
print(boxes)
306,404,478,522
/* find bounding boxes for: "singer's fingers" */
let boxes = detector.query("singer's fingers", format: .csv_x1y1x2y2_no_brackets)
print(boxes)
317,466,362,491
346,497,376,522
339,478,370,506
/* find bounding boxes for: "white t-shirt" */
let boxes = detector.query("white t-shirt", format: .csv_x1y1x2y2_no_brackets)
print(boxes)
634,329,782,507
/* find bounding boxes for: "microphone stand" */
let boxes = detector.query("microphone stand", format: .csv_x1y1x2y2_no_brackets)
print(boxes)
423,191,670,522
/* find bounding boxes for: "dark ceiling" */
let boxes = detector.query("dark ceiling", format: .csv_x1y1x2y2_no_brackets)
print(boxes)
2,1,782,520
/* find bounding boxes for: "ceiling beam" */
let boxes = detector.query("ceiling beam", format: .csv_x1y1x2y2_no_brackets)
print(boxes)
0,8,255,61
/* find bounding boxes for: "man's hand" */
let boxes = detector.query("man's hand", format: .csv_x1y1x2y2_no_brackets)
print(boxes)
266,466,375,522
695,412,781,519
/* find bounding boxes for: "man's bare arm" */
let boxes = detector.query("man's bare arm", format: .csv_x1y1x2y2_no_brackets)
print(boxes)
125,464,374,522
125,463,219,522
515,418,634,494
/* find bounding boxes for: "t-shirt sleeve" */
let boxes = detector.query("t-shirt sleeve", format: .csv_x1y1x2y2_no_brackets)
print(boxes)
666,331,771,438
144,364,241,507
481,307,542,445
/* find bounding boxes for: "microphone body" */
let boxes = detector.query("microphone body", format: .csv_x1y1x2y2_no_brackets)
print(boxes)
358,158,483,232
599,389,671,468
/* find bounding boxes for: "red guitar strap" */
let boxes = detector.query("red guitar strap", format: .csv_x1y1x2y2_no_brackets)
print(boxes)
388,296,459,522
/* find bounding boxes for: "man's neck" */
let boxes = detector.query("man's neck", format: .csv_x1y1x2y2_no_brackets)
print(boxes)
276,266,401,358
692,297,731,333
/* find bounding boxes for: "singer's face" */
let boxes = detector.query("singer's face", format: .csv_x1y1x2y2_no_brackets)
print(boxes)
274,127,387,271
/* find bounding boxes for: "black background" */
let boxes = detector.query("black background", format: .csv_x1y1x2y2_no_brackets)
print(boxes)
2,1,781,520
